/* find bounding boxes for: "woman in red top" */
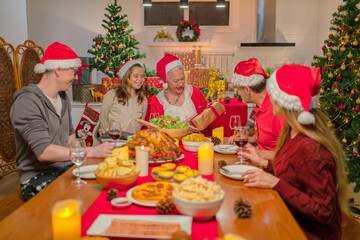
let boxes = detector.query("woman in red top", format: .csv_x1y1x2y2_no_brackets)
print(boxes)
150,54,208,132
240,65,349,240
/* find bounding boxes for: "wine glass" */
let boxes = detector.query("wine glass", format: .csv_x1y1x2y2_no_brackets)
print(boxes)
229,115,241,142
70,139,87,186
108,121,122,146
234,126,249,165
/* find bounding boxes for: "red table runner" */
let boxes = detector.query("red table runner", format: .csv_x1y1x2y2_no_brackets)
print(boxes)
81,148,219,240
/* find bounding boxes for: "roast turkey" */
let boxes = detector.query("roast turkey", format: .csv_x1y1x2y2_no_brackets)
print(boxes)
123,129,182,158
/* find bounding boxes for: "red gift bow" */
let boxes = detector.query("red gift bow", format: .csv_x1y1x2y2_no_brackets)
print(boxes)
77,61,90,85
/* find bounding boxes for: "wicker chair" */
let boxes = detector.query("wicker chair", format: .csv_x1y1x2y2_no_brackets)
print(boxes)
0,37,18,177
15,40,44,89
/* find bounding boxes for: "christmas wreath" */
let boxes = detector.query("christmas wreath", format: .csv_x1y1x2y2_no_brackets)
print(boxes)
176,20,200,42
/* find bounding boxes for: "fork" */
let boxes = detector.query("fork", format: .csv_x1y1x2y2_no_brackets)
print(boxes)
219,166,243,175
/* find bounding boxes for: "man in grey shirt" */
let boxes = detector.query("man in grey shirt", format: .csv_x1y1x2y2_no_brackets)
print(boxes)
10,42,115,201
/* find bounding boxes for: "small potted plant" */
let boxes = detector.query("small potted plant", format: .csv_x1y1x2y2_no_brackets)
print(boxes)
153,30,174,42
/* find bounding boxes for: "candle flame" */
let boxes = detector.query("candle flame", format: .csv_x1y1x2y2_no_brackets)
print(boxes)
141,145,144,150
59,207,72,218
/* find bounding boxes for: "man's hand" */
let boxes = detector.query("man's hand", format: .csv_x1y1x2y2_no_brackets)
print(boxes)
88,142,115,158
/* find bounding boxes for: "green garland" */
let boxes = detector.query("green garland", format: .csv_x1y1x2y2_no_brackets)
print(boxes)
176,20,200,42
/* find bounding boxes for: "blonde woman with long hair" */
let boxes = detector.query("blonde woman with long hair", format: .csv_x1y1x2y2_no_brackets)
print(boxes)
239,65,349,240
99,60,147,134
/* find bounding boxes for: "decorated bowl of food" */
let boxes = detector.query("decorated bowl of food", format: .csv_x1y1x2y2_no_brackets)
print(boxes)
95,149,140,190
172,176,225,220
182,133,211,152
149,115,189,140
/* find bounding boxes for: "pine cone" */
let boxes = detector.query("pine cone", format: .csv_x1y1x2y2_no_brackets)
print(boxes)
218,160,227,168
107,188,119,201
234,198,252,218
156,198,175,214
210,136,222,145
224,96,230,104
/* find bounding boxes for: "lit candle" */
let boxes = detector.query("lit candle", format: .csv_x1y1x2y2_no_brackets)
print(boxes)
197,50,201,64
135,145,149,176
212,126,224,144
198,142,214,175
52,199,81,240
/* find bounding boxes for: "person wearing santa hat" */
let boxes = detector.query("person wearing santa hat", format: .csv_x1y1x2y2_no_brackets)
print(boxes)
230,58,284,160
150,54,208,132
10,42,115,201
240,65,348,240
99,60,147,134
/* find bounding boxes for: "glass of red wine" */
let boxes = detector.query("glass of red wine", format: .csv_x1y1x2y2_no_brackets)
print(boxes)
108,121,121,146
234,126,248,165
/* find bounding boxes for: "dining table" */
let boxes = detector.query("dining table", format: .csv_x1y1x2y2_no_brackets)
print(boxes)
0,142,306,240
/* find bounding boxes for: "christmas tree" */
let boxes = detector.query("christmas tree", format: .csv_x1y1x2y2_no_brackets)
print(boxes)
313,0,360,192
88,0,146,77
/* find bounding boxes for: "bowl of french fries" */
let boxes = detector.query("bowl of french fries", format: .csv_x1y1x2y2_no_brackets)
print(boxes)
95,147,140,190
172,176,225,220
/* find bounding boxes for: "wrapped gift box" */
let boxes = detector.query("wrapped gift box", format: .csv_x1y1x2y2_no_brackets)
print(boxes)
144,77,160,88
73,85,102,102
72,57,91,86
188,68,210,88
164,51,195,71
101,78,122,95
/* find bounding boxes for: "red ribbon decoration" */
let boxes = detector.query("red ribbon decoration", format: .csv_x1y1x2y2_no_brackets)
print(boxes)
77,61,90,85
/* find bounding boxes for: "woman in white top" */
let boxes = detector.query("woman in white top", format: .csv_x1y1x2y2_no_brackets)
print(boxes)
99,60,147,134
150,54,208,132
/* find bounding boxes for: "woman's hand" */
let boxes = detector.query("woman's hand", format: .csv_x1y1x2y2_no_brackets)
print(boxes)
189,125,201,133
237,143,267,168
243,169,279,188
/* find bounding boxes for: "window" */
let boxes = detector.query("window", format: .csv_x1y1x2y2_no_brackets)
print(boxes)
144,2,184,26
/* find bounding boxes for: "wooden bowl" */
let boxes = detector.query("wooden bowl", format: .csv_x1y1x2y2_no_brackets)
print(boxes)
161,126,189,140
94,168,140,190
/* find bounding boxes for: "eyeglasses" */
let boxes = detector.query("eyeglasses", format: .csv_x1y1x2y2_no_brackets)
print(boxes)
71,68,79,76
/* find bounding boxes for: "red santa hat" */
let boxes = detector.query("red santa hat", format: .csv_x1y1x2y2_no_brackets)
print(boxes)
34,42,81,73
118,60,144,79
266,65,321,125
231,58,268,87
156,54,183,89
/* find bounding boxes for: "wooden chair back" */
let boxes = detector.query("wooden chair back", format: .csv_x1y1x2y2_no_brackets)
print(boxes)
0,37,18,177
15,40,44,89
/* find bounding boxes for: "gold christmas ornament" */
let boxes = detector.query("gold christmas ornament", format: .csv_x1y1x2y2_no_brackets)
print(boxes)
327,52,332,57
340,46,346,52
334,88,339,94
353,40,358,46
345,118,349,123
345,34,350,40
320,88,325,94
338,6,341,11
348,52,353,58
355,17,359,22
356,98,360,104
331,19,335,24
340,65,346,70
342,138,348,144
328,72,334,78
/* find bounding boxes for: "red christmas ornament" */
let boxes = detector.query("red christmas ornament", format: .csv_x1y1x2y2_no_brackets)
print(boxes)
132,37,135,40
115,45,118,49
337,75,342,80
181,23,185,27
341,26,345,31
127,58,130,61
353,153,358,157
121,27,125,30
322,46,326,50
183,20,187,23
327,42,332,47
355,107,359,112
339,103,344,110
187,21,191,25
105,57,109,60
329,33,333,38
322,67,327,71
96,40,100,45
349,65,353,69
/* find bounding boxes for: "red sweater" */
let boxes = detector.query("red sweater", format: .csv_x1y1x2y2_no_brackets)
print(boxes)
267,133,341,240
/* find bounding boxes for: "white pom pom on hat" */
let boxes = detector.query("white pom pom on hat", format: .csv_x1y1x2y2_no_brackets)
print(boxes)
266,65,321,125
34,42,81,73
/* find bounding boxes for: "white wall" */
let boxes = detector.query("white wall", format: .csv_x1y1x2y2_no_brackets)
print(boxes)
0,0,28,46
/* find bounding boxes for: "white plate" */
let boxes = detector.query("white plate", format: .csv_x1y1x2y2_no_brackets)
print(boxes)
72,165,98,179
87,214,192,239
214,144,238,155
219,165,262,180
126,186,157,207
101,139,130,146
